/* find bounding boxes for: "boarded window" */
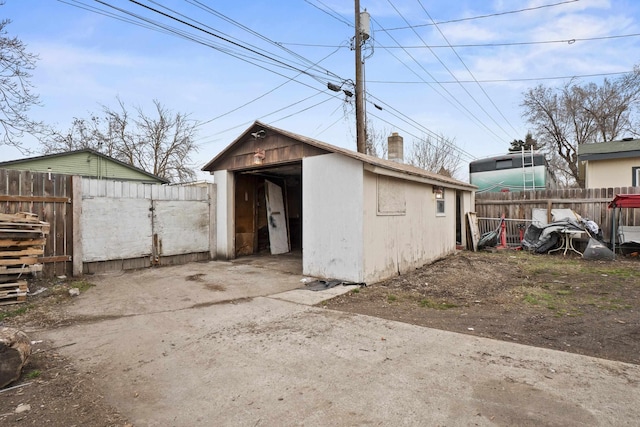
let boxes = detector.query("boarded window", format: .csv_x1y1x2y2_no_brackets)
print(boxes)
377,176,406,215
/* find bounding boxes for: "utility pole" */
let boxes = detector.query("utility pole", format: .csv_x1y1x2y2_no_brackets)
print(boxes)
355,0,366,154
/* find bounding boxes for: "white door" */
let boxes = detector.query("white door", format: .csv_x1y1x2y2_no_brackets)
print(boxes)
265,180,290,254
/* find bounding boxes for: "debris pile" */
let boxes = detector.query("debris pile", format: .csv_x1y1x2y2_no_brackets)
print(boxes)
0,212,49,306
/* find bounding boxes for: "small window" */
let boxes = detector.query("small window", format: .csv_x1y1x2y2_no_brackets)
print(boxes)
633,167,640,186
434,186,445,216
495,159,513,169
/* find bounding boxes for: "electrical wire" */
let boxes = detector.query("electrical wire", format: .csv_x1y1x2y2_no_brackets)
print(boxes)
90,0,460,156
371,13,508,145
62,0,509,160
195,44,345,129
417,0,520,136
367,70,633,84
385,0,514,141
303,0,353,27
278,32,640,49
381,0,580,31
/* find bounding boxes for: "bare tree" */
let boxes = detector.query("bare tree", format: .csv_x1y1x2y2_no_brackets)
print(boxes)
406,133,462,179
0,14,43,149
44,99,199,183
364,122,389,159
521,67,640,186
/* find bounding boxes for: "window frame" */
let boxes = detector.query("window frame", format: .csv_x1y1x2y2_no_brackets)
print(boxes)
434,186,446,216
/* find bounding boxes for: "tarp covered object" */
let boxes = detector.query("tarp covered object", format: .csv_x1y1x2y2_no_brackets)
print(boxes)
521,219,584,254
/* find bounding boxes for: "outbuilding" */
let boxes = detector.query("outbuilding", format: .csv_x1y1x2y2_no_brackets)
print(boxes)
202,121,476,283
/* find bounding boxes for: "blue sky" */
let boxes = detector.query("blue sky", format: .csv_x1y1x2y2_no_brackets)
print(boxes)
1,0,639,181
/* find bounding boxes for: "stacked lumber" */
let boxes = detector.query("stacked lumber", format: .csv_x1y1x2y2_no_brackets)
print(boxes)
0,212,49,306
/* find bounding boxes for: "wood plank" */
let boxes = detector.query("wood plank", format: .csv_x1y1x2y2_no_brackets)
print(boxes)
38,255,71,263
0,248,44,257
0,230,48,240
0,264,42,274
0,275,24,284
0,288,27,297
0,213,41,223
0,257,39,266
0,296,27,306
0,238,46,247
0,227,47,233
0,281,28,290
0,195,70,203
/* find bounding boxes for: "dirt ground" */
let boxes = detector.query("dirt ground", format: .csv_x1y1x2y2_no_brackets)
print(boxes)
326,250,640,365
1,250,639,426
1,278,130,426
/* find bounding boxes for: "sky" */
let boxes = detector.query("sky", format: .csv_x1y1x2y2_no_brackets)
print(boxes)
1,0,639,182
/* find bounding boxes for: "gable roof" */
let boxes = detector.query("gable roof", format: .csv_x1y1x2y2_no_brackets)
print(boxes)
0,149,169,184
578,139,640,162
202,120,475,191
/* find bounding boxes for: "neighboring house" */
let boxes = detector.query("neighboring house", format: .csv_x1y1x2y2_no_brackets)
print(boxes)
202,121,476,283
0,149,169,184
578,139,640,188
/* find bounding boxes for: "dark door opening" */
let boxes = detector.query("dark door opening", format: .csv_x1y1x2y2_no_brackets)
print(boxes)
234,163,302,257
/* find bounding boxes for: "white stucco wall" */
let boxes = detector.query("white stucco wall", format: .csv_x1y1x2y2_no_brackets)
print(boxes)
584,158,640,188
303,153,364,282
362,171,457,283
214,170,235,259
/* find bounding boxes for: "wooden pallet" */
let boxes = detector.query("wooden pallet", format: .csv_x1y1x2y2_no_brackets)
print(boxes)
0,280,28,305
0,264,43,275
0,213,49,305
0,295,27,306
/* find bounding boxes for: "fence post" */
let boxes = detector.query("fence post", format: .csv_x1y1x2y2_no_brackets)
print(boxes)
72,176,83,277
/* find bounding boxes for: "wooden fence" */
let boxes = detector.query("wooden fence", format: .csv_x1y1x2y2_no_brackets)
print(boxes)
475,187,640,242
0,169,73,277
1,169,217,278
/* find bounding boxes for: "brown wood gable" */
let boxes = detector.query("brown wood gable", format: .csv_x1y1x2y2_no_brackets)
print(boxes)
203,129,331,172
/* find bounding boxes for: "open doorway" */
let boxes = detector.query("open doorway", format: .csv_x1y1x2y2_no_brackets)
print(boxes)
233,162,302,257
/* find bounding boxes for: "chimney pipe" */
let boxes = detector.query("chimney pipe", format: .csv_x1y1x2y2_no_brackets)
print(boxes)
387,132,404,163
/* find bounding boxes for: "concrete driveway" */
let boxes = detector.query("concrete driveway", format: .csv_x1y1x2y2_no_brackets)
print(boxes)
42,256,640,426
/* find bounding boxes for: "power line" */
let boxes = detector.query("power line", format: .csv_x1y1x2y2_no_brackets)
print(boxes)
381,0,580,31
367,70,633,84
365,94,477,161
417,0,520,137
121,1,459,154
278,32,640,49
303,0,352,27
121,0,340,86
381,1,512,142
185,0,347,83
195,44,345,129
69,1,348,93
63,1,494,159
196,91,341,144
